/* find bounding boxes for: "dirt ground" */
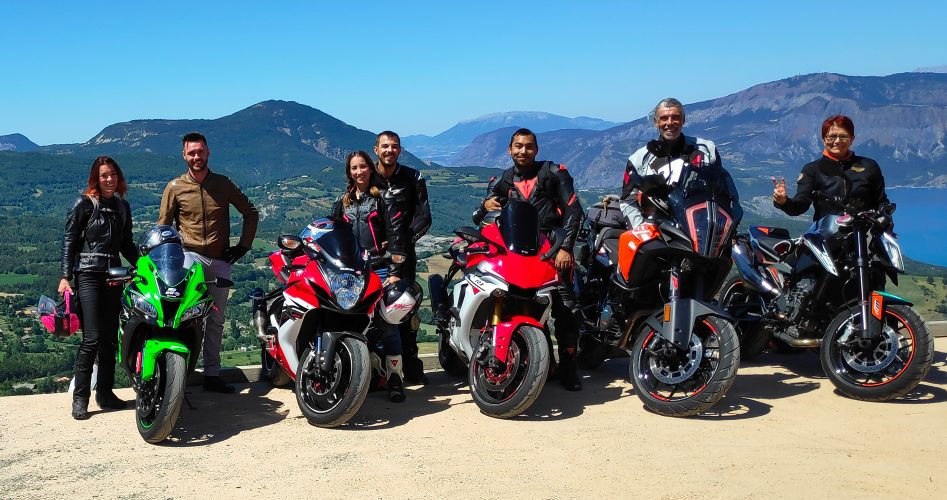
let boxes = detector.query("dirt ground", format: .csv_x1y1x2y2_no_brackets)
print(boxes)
1,339,945,499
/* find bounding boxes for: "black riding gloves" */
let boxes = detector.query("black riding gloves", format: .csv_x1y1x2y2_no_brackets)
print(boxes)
222,245,250,264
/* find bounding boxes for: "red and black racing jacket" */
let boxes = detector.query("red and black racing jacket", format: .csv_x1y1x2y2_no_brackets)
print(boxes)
473,160,583,250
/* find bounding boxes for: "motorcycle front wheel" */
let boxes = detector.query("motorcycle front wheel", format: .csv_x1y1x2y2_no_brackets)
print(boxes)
470,325,549,418
136,350,187,444
821,304,933,401
630,315,740,417
296,337,371,428
718,276,771,360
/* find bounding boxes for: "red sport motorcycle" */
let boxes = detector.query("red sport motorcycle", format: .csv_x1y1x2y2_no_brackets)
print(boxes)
251,217,384,427
429,201,565,418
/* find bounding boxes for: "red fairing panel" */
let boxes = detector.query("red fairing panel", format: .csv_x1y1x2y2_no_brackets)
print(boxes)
478,224,559,289
493,316,544,363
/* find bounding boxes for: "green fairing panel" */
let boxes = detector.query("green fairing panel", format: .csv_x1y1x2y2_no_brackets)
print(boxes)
140,339,191,381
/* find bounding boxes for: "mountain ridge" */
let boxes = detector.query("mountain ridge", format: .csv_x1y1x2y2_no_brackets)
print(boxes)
451,72,947,191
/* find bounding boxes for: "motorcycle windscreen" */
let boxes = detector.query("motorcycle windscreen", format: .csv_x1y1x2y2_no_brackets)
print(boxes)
682,201,733,258
150,243,188,286
312,219,365,272
498,200,540,256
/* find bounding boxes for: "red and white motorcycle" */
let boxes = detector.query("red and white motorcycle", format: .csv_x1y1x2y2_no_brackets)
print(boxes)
429,201,564,418
251,218,385,427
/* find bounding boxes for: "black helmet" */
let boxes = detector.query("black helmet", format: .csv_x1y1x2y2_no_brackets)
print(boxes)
138,225,182,255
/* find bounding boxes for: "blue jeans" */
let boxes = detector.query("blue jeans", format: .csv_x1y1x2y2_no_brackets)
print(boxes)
370,266,402,356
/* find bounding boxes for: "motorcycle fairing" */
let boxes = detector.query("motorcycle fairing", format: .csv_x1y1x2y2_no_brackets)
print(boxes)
683,201,733,257
617,223,661,281
491,315,544,363
139,339,190,382
644,298,732,349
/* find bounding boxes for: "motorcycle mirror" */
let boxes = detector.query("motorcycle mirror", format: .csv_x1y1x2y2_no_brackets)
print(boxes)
278,234,302,252
213,277,235,288
107,267,132,279
454,226,483,244
541,228,566,261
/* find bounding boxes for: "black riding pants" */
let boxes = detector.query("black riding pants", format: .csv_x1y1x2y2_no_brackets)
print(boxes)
73,272,122,399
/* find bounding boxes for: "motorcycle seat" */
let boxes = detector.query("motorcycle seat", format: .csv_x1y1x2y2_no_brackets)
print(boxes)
595,228,625,251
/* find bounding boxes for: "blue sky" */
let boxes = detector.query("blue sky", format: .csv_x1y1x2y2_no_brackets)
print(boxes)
2,0,946,145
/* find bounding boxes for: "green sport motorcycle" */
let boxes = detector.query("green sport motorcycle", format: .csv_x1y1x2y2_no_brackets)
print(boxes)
108,226,232,443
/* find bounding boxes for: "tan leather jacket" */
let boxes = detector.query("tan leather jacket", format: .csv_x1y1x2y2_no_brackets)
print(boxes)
157,171,259,259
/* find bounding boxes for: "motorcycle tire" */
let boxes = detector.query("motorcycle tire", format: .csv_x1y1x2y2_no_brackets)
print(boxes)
630,315,740,417
576,334,609,370
470,325,549,418
260,342,292,387
296,337,371,428
718,276,771,360
136,350,187,444
820,304,934,401
438,332,467,377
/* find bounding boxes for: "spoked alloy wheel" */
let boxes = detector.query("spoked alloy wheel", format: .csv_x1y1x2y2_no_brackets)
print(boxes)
630,315,740,417
296,337,371,428
136,351,187,443
821,304,933,401
718,277,771,360
470,325,549,418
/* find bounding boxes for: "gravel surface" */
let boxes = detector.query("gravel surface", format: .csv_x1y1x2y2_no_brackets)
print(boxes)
1,338,945,499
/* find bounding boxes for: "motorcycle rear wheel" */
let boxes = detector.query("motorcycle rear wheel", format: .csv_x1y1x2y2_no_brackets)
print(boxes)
576,334,610,370
438,332,467,377
260,343,292,387
136,351,187,444
470,325,549,418
718,276,771,360
821,304,933,401
296,337,370,428
630,315,740,417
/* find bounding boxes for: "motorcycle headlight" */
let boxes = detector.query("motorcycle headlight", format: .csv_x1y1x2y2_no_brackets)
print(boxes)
324,268,364,310
180,302,206,322
880,232,904,272
129,291,157,318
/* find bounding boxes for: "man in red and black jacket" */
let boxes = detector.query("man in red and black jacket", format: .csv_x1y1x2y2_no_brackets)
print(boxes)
374,131,433,385
472,128,584,391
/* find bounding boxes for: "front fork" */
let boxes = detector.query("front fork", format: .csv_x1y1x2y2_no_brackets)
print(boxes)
853,224,882,340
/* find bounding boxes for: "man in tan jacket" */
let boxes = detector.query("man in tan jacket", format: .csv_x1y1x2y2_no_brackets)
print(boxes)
158,132,259,393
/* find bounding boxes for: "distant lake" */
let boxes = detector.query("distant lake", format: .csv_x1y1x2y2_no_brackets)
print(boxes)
888,188,947,267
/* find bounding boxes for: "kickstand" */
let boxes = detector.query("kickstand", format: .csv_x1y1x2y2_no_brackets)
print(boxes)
184,393,196,410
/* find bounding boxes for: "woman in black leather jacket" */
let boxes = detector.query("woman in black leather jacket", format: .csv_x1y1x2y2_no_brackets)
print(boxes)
60,156,139,419
330,151,406,402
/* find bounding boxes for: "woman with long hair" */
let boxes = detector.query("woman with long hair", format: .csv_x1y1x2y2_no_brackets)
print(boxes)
331,150,408,402
60,155,139,419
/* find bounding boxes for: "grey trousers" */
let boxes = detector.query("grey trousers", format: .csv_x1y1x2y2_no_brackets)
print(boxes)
187,252,231,376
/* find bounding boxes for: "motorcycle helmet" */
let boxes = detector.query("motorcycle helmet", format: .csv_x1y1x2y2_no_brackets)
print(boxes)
139,225,183,256
38,291,81,338
378,280,423,325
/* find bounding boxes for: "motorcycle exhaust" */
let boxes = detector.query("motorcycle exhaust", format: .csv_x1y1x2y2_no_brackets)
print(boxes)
772,330,821,348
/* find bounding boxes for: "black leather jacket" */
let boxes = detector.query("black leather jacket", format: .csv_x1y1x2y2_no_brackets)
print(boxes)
61,195,139,280
474,161,583,250
776,153,890,221
375,163,432,255
331,189,399,276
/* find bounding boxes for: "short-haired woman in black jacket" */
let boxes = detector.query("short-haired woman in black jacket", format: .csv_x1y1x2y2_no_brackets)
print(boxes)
60,156,139,419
